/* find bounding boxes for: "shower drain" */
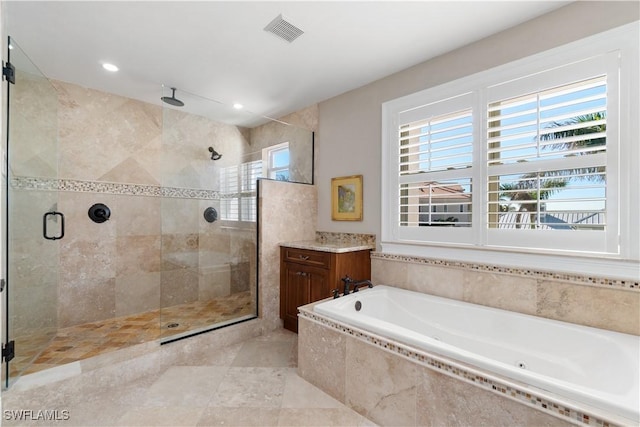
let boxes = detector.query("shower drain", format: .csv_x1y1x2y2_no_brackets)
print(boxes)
166,323,180,329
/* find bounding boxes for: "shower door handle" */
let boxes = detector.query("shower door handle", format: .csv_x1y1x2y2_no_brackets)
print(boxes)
43,211,65,240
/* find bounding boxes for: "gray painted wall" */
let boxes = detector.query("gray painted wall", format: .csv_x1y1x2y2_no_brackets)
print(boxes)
316,1,640,248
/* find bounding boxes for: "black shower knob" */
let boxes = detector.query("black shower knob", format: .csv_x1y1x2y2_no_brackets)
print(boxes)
88,203,111,223
204,207,218,223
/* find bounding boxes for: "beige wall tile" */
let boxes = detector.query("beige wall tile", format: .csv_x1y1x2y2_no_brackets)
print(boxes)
371,258,408,288
537,281,640,335
60,237,117,282
345,336,417,426
160,268,199,307
297,317,346,403
58,278,116,327
115,272,161,317
198,265,231,300
417,366,572,426
160,198,199,234
406,263,466,300
116,235,161,276
10,275,57,336
258,179,316,327
11,72,58,179
8,190,58,240
115,195,161,237
55,81,162,182
58,192,118,241
463,271,538,315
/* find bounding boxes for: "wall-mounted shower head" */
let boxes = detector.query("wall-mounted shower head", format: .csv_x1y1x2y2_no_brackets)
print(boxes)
161,87,184,107
208,147,222,160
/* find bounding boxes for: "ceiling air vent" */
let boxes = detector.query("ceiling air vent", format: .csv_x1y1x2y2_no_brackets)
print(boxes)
264,14,304,43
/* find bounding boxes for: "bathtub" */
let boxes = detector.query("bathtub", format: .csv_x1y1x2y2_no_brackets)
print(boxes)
313,285,640,424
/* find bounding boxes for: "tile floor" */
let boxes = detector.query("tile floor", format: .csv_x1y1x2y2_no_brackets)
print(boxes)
10,291,254,377
2,328,374,426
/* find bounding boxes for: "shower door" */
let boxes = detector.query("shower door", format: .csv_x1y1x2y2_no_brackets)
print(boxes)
2,37,60,387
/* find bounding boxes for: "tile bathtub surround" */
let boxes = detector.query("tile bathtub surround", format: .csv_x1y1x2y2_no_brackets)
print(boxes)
2,328,374,427
371,253,640,336
298,309,628,427
371,252,639,290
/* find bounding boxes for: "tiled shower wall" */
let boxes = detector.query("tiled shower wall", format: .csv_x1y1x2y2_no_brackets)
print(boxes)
371,254,639,336
258,179,317,330
10,79,256,333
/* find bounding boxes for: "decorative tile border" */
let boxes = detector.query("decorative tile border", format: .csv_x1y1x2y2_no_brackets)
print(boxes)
371,252,639,291
10,176,232,200
299,308,627,427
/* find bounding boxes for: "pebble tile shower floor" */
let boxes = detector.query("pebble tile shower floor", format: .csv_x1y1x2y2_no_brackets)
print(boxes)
10,291,253,377
2,329,375,426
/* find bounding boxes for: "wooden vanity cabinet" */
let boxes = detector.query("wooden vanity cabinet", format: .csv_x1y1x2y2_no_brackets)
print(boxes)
280,246,371,333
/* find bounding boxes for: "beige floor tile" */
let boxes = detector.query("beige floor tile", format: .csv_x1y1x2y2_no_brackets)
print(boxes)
117,407,205,427
231,340,296,367
196,407,281,426
280,369,343,409
4,328,375,427
208,367,287,408
277,408,373,427
143,366,229,407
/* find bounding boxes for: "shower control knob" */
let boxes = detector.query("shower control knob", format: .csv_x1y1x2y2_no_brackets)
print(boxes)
88,203,111,223
204,207,218,223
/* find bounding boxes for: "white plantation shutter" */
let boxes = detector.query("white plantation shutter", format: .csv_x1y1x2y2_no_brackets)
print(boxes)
399,109,473,174
487,76,607,165
487,76,608,231
220,165,240,220
393,93,474,244
220,160,262,221
382,33,632,259
483,54,618,253
240,160,262,222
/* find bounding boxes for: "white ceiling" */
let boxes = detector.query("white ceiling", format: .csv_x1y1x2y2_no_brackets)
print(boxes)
5,1,571,127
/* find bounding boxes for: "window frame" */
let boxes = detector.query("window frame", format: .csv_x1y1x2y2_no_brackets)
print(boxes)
262,141,290,181
381,23,639,279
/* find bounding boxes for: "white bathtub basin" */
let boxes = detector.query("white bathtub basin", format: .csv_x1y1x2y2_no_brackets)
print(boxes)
314,285,640,423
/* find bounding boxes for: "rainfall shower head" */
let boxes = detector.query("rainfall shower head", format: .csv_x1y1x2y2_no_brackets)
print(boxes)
208,147,222,160
161,87,184,107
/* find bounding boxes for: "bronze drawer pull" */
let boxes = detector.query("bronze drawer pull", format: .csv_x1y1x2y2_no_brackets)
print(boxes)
298,255,310,260
296,271,308,276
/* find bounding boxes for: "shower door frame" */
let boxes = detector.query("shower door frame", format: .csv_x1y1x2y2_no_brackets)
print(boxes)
2,36,62,388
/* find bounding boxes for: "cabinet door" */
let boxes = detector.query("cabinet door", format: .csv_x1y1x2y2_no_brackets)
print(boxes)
281,264,328,332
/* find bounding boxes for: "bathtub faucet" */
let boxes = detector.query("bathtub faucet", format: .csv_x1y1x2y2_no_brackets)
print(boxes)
341,275,353,295
349,279,373,293
341,276,373,295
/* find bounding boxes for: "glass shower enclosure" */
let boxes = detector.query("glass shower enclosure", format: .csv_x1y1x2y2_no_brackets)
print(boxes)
2,37,314,388
3,37,61,387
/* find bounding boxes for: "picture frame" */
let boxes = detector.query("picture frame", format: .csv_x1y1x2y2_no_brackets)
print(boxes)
331,175,363,221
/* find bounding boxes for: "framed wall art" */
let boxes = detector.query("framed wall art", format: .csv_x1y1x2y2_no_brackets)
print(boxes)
331,175,363,221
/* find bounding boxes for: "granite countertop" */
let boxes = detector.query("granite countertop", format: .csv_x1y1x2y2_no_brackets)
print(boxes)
280,240,375,253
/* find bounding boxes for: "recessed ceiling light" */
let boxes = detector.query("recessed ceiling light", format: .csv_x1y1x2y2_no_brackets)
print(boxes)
233,103,243,110
102,63,119,72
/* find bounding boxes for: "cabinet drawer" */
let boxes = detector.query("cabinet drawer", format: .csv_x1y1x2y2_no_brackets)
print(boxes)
282,248,331,268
